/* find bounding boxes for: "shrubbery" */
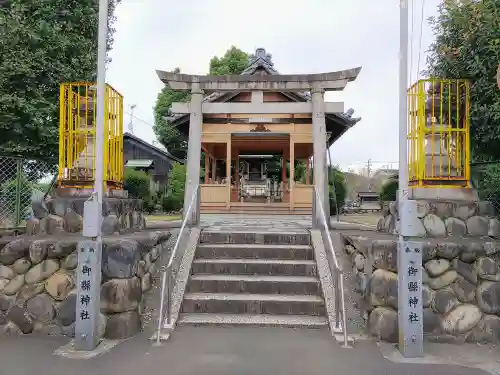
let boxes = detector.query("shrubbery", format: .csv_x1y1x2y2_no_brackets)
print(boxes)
379,179,398,202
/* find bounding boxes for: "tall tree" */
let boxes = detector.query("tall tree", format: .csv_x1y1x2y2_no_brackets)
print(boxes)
0,0,121,159
153,47,249,158
426,0,500,161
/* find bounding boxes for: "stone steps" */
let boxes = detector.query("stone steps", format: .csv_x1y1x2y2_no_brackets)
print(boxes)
177,229,327,328
181,293,325,315
191,258,317,276
177,313,328,327
196,244,313,260
186,274,321,294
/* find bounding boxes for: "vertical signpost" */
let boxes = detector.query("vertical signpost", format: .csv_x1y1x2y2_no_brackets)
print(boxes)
398,0,423,358
74,0,108,351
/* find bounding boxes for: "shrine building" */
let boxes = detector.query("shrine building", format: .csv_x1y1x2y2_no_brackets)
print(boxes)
156,48,362,216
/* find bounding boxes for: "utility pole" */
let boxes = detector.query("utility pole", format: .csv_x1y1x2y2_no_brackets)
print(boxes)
75,0,107,352
397,0,423,358
366,159,372,178
128,104,136,134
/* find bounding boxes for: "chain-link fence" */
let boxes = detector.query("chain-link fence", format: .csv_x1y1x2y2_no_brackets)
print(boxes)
471,161,500,215
0,156,58,230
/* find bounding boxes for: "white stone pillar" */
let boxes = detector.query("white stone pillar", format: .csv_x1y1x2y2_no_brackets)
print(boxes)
312,89,326,227
183,83,203,220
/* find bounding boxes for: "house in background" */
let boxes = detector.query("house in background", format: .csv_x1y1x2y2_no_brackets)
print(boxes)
123,132,182,193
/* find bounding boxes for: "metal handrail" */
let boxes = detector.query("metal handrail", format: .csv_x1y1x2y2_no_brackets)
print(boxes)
313,186,349,347
155,184,200,345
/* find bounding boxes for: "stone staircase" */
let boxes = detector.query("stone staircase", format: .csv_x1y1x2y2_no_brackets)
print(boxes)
177,229,328,327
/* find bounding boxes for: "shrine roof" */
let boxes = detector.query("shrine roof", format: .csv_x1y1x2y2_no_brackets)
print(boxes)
164,48,361,146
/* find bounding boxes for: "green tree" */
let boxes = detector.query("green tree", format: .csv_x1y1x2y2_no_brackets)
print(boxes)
0,0,121,159
426,0,500,161
379,179,398,202
153,47,249,158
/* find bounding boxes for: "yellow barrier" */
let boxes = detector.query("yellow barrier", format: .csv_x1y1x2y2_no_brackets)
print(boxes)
407,79,470,188
58,82,123,189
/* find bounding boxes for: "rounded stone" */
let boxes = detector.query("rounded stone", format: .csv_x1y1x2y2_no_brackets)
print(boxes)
483,242,500,256
135,260,147,278
0,294,15,311
428,270,457,290
29,240,51,265
25,259,59,284
61,252,78,270
423,214,446,237
353,253,365,271
452,275,476,303
7,305,34,334
26,293,55,323
44,272,74,301
442,304,482,334
62,210,83,233
150,246,161,262
475,257,500,281
100,277,142,313
467,216,489,237
0,265,15,280
488,218,500,239
102,239,140,279
0,310,6,325
2,275,25,295
460,242,485,263
61,313,107,338
39,214,65,235
12,258,31,274
415,201,429,218
453,203,477,221
369,269,398,309
104,310,141,339
102,214,120,235
15,283,45,307
478,201,495,218
0,278,8,292
477,281,500,313
422,242,437,261
425,259,450,277
445,217,466,237
433,288,460,315
452,258,478,284
48,240,77,259
436,242,461,259
423,308,441,334
345,245,356,255
466,315,500,344
368,307,398,343
56,291,77,326
370,240,397,272
0,238,31,265
3,321,22,336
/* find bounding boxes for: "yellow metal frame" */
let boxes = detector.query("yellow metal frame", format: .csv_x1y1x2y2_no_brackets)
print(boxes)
407,78,470,188
58,82,124,189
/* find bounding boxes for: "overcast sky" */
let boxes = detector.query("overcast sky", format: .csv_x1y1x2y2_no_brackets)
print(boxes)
107,0,441,172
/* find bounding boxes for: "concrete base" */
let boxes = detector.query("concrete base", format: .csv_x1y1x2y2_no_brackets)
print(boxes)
408,187,478,202
53,339,125,359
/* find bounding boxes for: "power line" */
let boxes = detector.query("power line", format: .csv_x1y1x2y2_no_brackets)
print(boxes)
124,111,155,129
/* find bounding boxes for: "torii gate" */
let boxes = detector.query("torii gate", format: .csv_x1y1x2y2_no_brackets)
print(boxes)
156,69,361,224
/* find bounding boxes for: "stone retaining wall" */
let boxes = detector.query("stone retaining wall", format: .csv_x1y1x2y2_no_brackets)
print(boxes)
0,231,170,339
344,236,500,344
377,200,498,238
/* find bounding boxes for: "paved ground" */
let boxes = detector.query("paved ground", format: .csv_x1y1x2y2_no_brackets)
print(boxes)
0,327,493,375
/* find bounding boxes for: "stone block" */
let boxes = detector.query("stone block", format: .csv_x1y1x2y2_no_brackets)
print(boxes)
441,304,482,334
423,214,446,237
0,265,15,280
475,257,500,281
453,203,477,221
3,275,25,295
423,308,441,334
369,269,398,309
422,242,437,261
445,217,466,237
425,259,450,277
12,258,31,274
102,214,120,235
44,272,74,301
39,215,65,235
0,294,15,311
432,288,460,315
428,270,457,290
15,283,45,307
428,202,454,219
477,281,500,313
7,305,34,334
100,277,141,313
102,239,141,279
29,239,53,265
25,259,59,284
0,238,31,265
61,252,77,270
25,218,40,235
26,293,55,324
488,218,500,239
477,201,495,218
436,242,461,259
452,259,478,284
368,307,398,343
452,275,476,303
423,284,435,308
467,216,489,237
62,210,83,233
31,200,49,220
141,272,152,292
466,315,500,343
104,310,141,339
370,240,397,272
460,242,485,263
48,240,77,259
56,291,76,326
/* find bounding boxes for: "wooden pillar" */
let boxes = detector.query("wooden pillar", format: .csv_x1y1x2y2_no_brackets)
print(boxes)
306,157,310,184
226,136,231,208
235,148,240,199
281,154,287,183
212,158,216,181
204,153,210,183
289,136,295,210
